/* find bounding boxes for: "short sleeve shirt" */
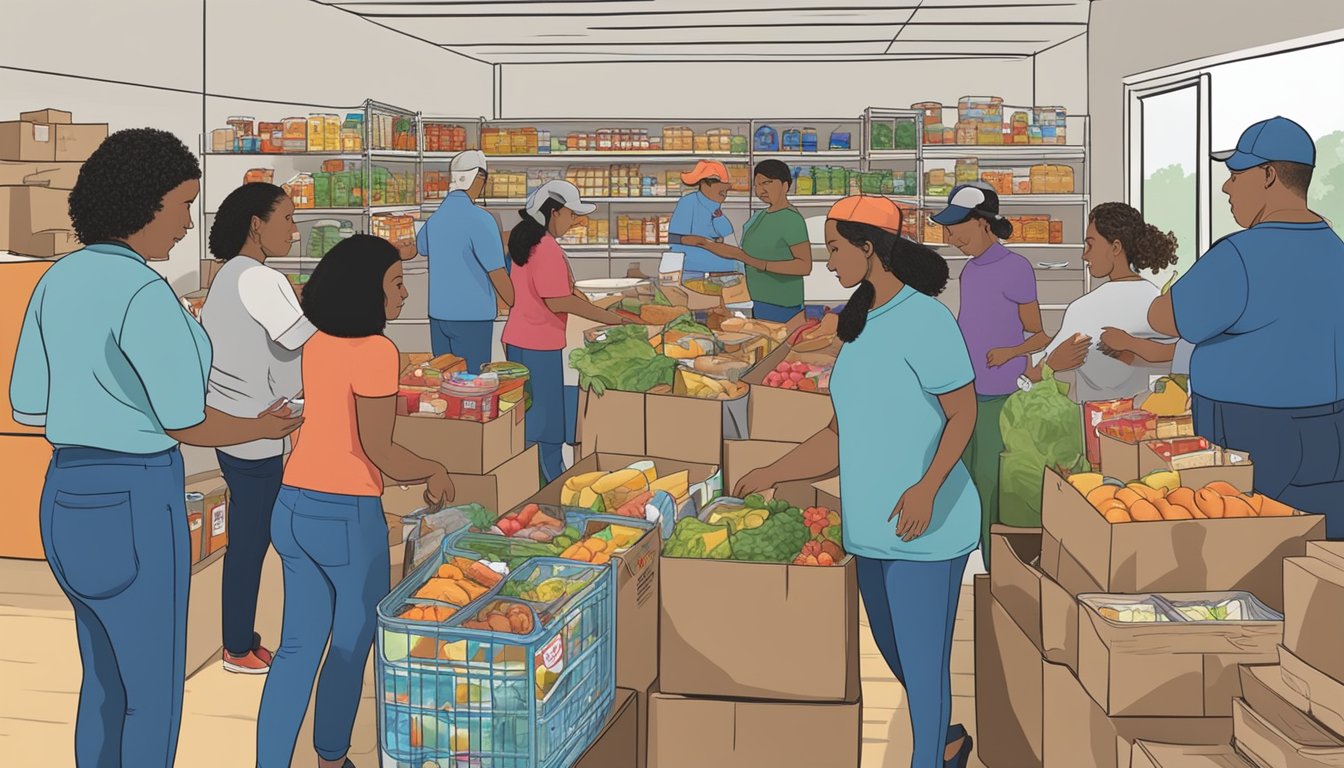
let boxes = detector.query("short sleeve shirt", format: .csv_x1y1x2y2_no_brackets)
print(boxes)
957,243,1038,397
501,234,574,351
419,191,508,321
829,285,981,561
669,191,738,273
10,243,212,453
283,332,399,497
741,207,809,308
1171,221,1344,407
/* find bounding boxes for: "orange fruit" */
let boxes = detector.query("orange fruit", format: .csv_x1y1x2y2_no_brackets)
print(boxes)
1195,488,1226,519
1168,487,1197,511
1129,499,1163,522
1258,495,1296,517
1156,499,1194,521
1203,481,1243,498
1223,496,1256,518
1104,508,1132,524
1115,488,1144,508
1087,485,1121,508
1127,483,1164,503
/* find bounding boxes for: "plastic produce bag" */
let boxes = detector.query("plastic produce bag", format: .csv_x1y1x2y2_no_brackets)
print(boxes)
1000,367,1085,463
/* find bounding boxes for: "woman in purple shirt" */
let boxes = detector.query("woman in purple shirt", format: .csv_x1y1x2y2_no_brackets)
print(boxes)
931,184,1047,568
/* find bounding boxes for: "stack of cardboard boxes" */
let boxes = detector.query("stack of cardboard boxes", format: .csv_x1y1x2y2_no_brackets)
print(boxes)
0,108,108,258
977,455,1327,768
649,476,861,768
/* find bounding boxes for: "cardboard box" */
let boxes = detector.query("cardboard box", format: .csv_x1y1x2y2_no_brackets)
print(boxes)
0,435,51,559
1076,592,1282,717
659,551,858,702
1278,643,1344,738
20,109,73,125
1041,468,1324,611
185,472,229,560
576,386,746,466
0,122,55,161
4,228,80,258
54,124,107,163
391,407,526,475
1282,556,1344,686
390,541,406,586
451,444,539,515
1131,741,1255,768
648,693,860,768
743,343,835,443
990,528,1083,671
0,160,82,189
2,185,73,234
723,439,831,508
1234,665,1344,768
576,388,647,457
1042,662,1233,768
975,575,1045,767
814,475,840,511
609,524,661,697
186,549,226,677
575,688,637,768
1100,433,1254,488
1306,540,1344,572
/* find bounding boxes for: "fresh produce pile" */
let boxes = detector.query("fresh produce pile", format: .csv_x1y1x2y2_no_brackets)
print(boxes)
664,495,845,566
454,521,650,569
1067,471,1296,523
458,601,536,635
562,461,689,517
412,558,503,607
472,503,566,541
569,324,679,396
675,369,749,400
761,359,828,392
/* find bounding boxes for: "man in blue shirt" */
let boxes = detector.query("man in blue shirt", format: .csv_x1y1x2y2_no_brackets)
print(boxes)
417,150,513,373
1149,116,1344,536
669,159,738,274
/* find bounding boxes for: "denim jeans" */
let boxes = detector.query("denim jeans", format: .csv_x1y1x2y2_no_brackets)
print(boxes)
856,554,970,768
256,487,390,767
505,345,567,483
41,445,189,768
751,300,804,324
216,451,284,656
430,318,495,374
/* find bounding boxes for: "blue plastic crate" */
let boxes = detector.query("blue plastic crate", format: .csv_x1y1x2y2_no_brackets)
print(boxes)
376,551,616,768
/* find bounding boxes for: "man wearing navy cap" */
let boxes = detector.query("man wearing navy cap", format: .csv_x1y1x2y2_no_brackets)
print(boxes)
1149,116,1344,537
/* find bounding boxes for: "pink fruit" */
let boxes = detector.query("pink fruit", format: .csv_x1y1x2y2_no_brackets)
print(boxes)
791,362,809,374
789,372,804,383
775,363,792,374
781,380,799,390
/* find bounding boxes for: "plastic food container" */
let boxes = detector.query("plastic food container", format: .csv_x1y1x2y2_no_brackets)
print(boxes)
1097,410,1158,445
1083,591,1283,624
1081,594,1178,624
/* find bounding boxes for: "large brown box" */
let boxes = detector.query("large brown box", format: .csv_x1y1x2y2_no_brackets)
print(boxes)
0,122,56,161
1131,741,1254,768
186,549,226,678
975,575,1045,767
990,527,1084,671
1235,664,1344,768
1041,468,1324,611
20,109,72,125
1277,643,1344,738
0,160,82,189
1076,592,1282,717
383,445,540,520
1042,662,1233,768
648,692,860,768
54,124,108,163
743,343,835,443
574,688,637,768
391,407,526,475
1282,554,1344,688
575,386,745,466
659,552,859,702
723,438,833,508
1098,431,1253,488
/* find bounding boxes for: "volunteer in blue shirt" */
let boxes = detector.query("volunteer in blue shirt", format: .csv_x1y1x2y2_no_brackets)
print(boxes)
9,129,302,767
738,196,978,768
417,150,514,373
1150,116,1344,537
669,159,738,276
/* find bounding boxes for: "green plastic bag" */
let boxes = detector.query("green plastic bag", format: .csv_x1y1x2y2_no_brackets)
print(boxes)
997,367,1087,526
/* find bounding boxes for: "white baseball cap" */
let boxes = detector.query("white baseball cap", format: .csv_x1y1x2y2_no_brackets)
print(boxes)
449,150,488,192
524,180,597,225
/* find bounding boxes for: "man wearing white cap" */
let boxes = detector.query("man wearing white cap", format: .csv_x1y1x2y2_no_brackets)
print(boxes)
415,149,513,373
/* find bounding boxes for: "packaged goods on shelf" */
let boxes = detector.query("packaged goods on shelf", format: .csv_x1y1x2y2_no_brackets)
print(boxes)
370,112,417,152
1030,163,1076,194
308,219,355,260
243,168,274,185
211,109,366,155
615,215,670,246
955,157,980,185
486,171,528,199
340,113,364,152
372,213,415,247
558,218,608,246
424,122,469,153
282,172,314,209
370,167,418,206
226,116,259,153
423,170,448,201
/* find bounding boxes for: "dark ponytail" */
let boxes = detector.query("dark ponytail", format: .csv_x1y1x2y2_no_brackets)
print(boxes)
834,220,950,343
1089,202,1178,274
968,210,1013,240
508,198,564,267
209,182,288,260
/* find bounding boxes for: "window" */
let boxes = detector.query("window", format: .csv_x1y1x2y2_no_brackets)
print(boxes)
1137,83,1203,286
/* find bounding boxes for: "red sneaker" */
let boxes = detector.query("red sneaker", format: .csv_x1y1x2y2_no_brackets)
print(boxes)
223,650,270,675
252,643,274,666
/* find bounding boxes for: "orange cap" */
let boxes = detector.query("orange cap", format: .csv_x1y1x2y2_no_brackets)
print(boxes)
827,195,905,234
681,160,732,186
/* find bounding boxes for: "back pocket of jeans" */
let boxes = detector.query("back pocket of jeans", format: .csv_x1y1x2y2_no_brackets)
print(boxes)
50,491,139,600
292,514,351,568
1292,412,1344,487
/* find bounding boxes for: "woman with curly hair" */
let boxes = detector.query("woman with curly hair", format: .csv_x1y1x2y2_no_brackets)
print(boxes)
8,128,302,767
200,182,314,675
1028,202,1179,401
736,197,978,768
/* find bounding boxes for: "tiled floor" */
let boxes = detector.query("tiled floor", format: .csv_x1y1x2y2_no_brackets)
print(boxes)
0,557,986,767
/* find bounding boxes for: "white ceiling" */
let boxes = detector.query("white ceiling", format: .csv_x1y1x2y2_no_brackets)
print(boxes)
317,0,1090,65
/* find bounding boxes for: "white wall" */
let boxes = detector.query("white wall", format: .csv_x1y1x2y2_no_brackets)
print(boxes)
1088,0,1344,204
1033,35,1087,124
497,58,1034,119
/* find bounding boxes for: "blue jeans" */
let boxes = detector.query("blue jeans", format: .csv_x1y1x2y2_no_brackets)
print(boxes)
256,487,390,767
1194,394,1344,537
752,300,803,324
857,554,970,768
505,345,567,483
217,451,284,656
41,445,189,768
430,318,494,374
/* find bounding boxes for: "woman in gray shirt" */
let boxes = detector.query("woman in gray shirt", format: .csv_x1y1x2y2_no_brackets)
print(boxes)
200,183,316,674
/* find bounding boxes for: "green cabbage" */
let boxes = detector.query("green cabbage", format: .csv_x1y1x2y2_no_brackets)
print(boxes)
998,367,1087,526
568,325,678,396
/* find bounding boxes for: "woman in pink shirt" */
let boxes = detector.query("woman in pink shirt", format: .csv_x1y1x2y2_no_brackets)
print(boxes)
503,181,630,481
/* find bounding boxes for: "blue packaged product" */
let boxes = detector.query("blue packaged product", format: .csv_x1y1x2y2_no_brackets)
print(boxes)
754,125,779,152
829,131,852,151
782,129,802,152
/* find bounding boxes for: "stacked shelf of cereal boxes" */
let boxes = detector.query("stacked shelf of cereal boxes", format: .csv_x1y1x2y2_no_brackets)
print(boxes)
381,353,539,584
976,441,1326,768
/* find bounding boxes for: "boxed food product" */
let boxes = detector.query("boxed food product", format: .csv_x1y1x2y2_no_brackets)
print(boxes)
1042,662,1233,768
1085,398,1136,466
1077,591,1282,717
0,121,56,161
1282,555,1344,688
203,483,229,556
648,692,860,768
976,575,1046,768
1041,468,1324,610
1131,742,1254,768
1235,664,1344,768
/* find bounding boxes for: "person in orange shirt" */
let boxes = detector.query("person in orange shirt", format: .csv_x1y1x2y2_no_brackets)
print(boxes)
255,235,453,768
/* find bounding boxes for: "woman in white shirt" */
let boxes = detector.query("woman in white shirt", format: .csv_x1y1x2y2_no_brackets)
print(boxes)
1030,203,1178,402
200,183,317,674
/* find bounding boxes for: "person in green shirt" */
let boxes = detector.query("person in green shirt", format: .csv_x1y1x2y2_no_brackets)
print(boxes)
682,159,812,323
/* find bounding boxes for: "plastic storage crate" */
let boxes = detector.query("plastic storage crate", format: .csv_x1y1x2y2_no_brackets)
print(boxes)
377,550,616,768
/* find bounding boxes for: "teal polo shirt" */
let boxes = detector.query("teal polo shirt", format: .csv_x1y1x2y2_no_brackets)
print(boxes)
829,285,980,561
10,243,213,453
